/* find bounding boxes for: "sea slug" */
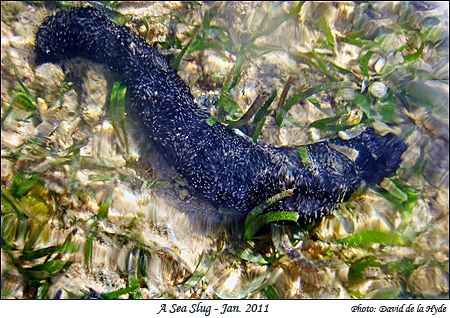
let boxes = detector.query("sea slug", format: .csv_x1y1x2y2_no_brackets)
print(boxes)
34,7,407,223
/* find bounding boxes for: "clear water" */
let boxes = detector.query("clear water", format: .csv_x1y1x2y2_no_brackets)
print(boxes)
1,1,448,299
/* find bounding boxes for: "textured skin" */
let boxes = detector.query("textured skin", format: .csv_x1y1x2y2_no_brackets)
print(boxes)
35,7,407,223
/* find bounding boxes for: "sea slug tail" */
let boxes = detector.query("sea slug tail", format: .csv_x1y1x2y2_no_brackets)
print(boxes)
332,128,407,185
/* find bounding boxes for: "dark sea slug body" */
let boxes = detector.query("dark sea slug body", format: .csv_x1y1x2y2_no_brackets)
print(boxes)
35,7,407,223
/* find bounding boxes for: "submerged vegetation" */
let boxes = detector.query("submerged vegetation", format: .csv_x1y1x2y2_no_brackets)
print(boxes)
1,1,449,299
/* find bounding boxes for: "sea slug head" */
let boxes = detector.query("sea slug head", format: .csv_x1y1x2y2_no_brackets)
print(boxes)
35,7,103,66
35,12,68,65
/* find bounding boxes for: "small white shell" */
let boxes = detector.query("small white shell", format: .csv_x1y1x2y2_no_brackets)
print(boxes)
369,82,388,98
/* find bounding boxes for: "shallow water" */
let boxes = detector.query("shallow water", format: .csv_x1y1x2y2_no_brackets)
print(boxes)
1,1,448,299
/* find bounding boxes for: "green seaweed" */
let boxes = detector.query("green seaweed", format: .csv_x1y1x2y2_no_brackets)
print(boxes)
251,90,277,142
276,82,355,125
172,6,221,70
352,92,373,118
147,178,167,188
402,41,426,63
235,245,270,265
340,36,374,47
109,81,129,156
10,171,42,199
1,67,37,123
23,242,79,261
359,50,374,78
277,77,296,110
336,230,405,248
172,38,193,70
265,211,299,224
348,256,382,285
89,174,114,182
2,174,49,222
88,1,130,25
244,189,295,241
217,93,240,118
225,93,268,130
179,251,216,291
297,146,310,166
1,226,78,299
317,16,336,50
206,116,219,126
384,258,419,277
54,81,75,110
127,247,143,299
377,91,397,123
309,115,345,132
212,2,303,122
228,45,247,92
216,46,247,119
377,179,418,230
263,285,280,299
84,196,111,270
370,288,402,299
100,286,138,299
